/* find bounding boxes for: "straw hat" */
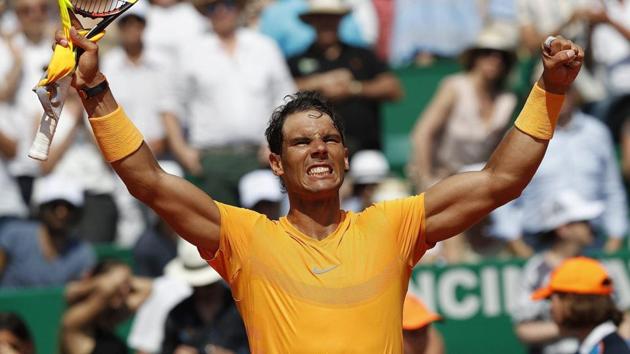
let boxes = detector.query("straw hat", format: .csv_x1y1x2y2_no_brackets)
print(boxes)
165,239,222,287
461,21,518,70
299,0,351,22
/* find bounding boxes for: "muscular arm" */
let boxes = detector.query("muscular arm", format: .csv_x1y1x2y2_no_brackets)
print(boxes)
423,38,583,245
424,123,548,243
65,28,221,254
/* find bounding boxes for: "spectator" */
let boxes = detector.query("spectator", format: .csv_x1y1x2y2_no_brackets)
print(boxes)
238,169,284,219
132,161,184,277
491,89,628,255
343,149,390,212
0,31,22,107
287,0,403,154
589,0,630,98
133,215,178,278
0,174,95,288
408,21,517,191
0,50,28,232
531,257,630,354
586,1,630,129
259,0,379,58
512,190,604,354
614,100,630,181
162,0,295,206
402,293,444,354
0,312,34,354
8,0,55,206
143,0,207,65
40,90,121,245
389,0,484,66
102,1,169,157
128,270,191,353
61,261,152,354
517,0,606,103
161,240,248,354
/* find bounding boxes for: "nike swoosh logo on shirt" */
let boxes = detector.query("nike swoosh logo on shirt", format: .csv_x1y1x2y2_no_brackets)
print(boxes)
312,265,339,275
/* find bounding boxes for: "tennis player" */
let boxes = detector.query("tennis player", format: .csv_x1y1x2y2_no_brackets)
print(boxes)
57,26,583,353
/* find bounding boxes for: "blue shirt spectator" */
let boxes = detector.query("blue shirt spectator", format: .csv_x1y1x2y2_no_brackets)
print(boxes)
133,224,177,278
0,174,96,288
491,110,628,249
389,0,482,66
259,0,372,57
0,221,95,288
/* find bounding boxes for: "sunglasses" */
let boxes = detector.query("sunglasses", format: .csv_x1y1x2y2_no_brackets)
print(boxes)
202,0,236,15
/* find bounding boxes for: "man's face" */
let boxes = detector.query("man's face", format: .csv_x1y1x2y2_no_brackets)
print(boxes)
307,15,342,47
118,17,145,48
270,110,348,199
557,221,594,248
39,200,81,234
201,0,239,36
15,0,48,37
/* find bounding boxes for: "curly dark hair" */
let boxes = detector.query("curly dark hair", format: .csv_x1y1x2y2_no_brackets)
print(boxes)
265,91,346,155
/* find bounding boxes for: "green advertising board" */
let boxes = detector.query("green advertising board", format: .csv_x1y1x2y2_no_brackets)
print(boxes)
409,251,630,354
3,251,630,353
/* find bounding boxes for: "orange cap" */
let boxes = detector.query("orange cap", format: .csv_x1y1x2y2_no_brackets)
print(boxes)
531,257,613,300
402,294,441,330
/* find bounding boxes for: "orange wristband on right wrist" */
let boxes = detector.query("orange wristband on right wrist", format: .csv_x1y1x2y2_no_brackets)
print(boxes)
514,83,565,140
89,106,144,163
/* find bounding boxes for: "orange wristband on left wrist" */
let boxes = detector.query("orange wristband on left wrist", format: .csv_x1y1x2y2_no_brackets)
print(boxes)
514,83,565,140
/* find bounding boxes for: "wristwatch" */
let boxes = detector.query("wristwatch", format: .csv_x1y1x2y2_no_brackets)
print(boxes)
78,79,109,100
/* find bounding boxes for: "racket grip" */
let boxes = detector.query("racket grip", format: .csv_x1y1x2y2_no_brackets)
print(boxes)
28,112,58,161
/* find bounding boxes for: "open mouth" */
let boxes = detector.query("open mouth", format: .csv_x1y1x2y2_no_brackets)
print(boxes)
307,165,332,177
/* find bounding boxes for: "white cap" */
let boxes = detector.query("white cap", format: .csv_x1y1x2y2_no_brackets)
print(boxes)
540,190,604,231
300,0,351,19
121,0,148,20
158,160,184,178
350,150,389,185
371,178,411,203
238,169,283,209
164,239,222,287
32,174,84,207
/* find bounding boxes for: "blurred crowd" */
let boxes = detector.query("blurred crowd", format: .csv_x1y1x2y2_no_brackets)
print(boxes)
0,0,629,352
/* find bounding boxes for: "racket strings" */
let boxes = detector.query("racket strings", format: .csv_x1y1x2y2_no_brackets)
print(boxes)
72,0,125,15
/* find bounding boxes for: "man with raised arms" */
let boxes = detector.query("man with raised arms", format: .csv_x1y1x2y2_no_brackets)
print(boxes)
56,27,582,353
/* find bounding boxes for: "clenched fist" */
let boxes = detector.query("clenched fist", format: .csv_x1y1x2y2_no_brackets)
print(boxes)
538,36,584,95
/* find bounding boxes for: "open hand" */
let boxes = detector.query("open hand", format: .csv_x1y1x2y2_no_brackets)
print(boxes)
539,36,584,94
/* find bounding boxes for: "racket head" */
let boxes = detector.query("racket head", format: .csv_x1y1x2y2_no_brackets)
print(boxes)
71,0,138,18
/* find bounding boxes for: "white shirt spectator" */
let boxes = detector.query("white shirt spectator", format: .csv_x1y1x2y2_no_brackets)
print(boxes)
143,1,207,64
9,32,51,178
0,113,28,218
127,276,192,353
102,47,170,142
0,38,27,218
592,0,630,95
163,28,296,148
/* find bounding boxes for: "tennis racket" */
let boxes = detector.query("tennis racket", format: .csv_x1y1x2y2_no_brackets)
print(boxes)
28,0,139,161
